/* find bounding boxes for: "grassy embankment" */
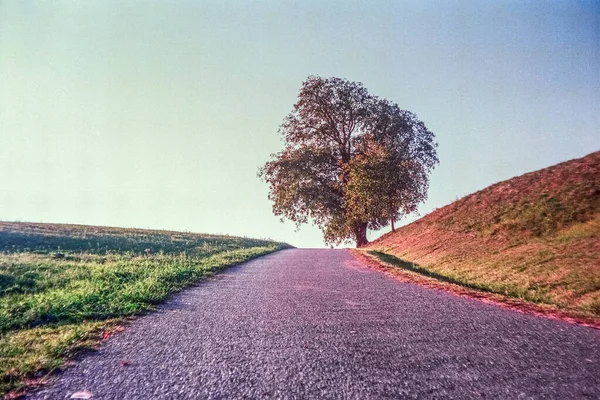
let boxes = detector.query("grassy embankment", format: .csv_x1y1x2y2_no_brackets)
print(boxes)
0,221,288,395
367,151,600,317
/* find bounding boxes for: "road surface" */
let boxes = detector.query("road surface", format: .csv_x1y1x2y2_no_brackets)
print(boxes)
30,249,600,399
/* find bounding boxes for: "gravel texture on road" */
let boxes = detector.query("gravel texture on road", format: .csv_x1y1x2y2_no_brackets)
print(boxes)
29,249,600,399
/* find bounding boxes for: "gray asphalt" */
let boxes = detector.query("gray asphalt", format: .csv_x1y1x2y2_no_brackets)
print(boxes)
29,249,600,399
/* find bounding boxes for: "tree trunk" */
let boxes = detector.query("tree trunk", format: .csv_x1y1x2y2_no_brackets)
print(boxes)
391,219,395,232
354,222,369,248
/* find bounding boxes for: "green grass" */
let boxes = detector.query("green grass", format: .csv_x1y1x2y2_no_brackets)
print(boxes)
368,251,553,305
0,221,289,396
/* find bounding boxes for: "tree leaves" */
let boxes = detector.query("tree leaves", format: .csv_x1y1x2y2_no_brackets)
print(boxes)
260,76,439,246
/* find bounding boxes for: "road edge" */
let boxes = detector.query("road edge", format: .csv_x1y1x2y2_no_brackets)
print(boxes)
5,246,289,399
351,249,600,330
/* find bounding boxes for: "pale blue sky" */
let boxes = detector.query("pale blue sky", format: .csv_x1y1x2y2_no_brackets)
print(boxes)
1,1,598,247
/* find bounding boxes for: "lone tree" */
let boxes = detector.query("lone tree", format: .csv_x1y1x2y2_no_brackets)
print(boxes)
260,76,438,247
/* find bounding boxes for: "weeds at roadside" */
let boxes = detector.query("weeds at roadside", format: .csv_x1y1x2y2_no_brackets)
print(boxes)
369,251,555,306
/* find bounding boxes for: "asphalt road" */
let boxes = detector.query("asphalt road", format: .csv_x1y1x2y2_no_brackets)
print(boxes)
30,249,600,399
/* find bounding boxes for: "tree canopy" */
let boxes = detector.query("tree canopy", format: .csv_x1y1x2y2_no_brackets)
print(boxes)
260,76,438,247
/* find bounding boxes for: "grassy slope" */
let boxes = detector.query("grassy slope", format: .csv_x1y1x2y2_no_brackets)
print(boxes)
0,221,289,396
369,151,600,315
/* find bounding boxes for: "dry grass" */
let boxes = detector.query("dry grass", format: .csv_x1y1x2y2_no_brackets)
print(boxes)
369,151,600,315
353,249,600,328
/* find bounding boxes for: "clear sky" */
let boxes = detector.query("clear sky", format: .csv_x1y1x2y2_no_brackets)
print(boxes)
1,1,598,248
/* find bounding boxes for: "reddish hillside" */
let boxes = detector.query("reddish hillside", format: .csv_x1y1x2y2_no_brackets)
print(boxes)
369,151,600,315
